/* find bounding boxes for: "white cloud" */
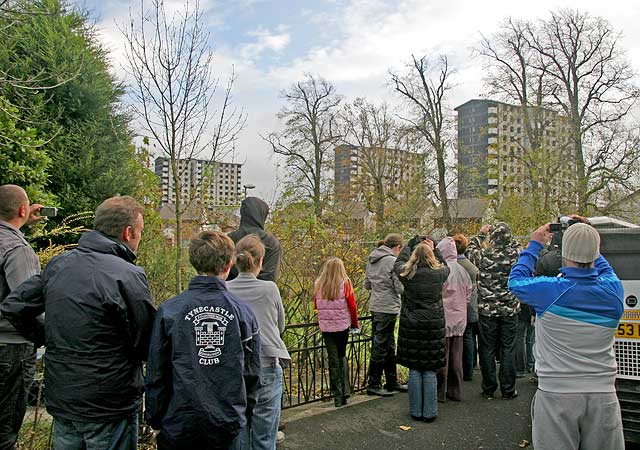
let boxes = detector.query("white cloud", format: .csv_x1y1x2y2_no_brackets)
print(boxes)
240,26,291,61
81,0,640,199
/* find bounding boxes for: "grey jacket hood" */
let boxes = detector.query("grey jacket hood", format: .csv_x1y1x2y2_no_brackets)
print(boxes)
368,245,397,264
364,245,404,315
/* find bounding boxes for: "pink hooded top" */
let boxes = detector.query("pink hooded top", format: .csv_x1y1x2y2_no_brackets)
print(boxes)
437,237,473,337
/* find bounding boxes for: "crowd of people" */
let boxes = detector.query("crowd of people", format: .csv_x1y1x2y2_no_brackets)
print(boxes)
0,183,627,450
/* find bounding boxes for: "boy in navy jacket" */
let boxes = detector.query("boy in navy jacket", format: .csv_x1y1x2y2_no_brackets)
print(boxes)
145,231,261,450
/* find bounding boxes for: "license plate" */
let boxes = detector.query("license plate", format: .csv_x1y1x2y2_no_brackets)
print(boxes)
616,322,640,339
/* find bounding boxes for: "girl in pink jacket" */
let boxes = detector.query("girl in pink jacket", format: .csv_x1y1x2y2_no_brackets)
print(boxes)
314,257,359,407
436,237,472,402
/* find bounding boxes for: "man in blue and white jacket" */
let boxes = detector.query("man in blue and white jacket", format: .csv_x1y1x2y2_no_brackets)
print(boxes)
508,219,624,450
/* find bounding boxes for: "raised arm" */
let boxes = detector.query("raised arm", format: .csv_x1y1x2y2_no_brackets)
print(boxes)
0,274,45,347
508,224,561,313
394,245,412,276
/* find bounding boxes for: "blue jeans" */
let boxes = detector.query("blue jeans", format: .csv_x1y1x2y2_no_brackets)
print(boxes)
407,370,437,419
244,364,283,450
462,322,478,380
53,411,138,450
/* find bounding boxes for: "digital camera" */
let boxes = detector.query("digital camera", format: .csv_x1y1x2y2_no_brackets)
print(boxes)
549,216,579,233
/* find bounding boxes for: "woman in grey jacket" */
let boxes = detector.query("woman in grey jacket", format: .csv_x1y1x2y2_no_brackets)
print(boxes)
227,235,290,450
364,233,406,396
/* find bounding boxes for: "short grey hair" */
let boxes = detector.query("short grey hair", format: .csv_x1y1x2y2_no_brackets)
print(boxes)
94,196,144,238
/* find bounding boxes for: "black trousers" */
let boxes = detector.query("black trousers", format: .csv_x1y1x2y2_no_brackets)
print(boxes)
0,343,36,450
477,315,517,396
323,330,349,367
368,312,398,389
323,330,350,402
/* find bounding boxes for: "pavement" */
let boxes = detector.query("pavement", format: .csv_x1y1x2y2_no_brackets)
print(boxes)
281,370,537,450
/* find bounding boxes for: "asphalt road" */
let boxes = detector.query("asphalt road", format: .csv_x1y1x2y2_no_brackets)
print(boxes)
282,371,537,450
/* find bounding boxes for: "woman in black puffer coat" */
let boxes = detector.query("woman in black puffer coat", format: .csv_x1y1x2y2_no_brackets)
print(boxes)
394,237,450,422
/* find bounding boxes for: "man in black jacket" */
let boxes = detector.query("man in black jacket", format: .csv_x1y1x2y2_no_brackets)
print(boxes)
145,231,261,450
1,196,156,450
227,197,281,282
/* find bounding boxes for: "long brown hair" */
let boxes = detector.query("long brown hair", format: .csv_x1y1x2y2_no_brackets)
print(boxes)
400,243,444,280
235,234,265,272
314,257,350,301
378,233,403,248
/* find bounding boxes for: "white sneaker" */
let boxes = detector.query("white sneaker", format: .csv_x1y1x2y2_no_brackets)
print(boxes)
276,431,285,444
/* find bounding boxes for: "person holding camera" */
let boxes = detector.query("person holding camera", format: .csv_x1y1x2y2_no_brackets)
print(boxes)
467,222,521,400
0,185,44,450
435,237,472,402
508,217,624,450
2,196,156,450
394,236,450,422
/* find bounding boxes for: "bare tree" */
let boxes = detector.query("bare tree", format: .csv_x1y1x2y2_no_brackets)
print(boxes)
265,74,342,218
479,18,572,215
526,9,639,213
341,98,424,233
122,0,246,292
390,55,454,229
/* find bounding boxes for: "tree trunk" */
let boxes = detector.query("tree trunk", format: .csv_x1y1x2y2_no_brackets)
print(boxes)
375,180,385,234
572,118,587,214
436,144,450,229
314,147,323,218
174,206,183,294
173,165,183,294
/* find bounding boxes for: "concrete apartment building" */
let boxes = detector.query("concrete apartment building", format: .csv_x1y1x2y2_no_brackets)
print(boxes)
334,144,425,200
155,157,242,206
455,99,575,201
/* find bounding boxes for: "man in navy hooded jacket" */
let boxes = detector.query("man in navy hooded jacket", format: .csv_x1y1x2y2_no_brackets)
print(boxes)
145,230,261,450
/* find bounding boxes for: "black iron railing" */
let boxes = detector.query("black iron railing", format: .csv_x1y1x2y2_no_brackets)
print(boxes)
281,316,373,409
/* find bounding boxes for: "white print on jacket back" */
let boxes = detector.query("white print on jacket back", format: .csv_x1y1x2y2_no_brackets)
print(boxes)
184,306,235,366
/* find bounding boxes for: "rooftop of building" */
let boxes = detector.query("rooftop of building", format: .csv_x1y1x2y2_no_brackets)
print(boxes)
433,197,489,219
454,98,561,116
154,156,242,166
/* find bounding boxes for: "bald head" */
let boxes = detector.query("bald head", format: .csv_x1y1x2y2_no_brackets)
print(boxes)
0,185,29,222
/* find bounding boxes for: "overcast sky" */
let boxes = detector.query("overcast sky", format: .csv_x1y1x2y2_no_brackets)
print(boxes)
74,0,640,200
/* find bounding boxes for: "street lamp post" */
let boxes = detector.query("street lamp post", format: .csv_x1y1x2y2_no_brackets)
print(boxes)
243,183,256,199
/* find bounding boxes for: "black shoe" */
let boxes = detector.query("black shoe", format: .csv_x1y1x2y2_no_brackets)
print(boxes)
481,391,494,399
423,416,437,423
367,386,395,397
386,383,408,392
334,396,346,407
502,390,518,400
411,415,423,421
463,377,473,382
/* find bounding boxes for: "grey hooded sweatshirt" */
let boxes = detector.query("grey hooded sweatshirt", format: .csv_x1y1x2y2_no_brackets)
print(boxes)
364,245,404,315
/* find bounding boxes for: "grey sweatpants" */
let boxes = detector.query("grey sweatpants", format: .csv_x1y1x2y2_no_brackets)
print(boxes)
532,389,624,450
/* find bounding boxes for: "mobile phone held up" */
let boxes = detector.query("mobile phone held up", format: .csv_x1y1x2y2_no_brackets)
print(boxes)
39,207,58,217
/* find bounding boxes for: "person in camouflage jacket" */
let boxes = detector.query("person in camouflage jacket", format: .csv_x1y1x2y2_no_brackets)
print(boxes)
467,222,521,399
